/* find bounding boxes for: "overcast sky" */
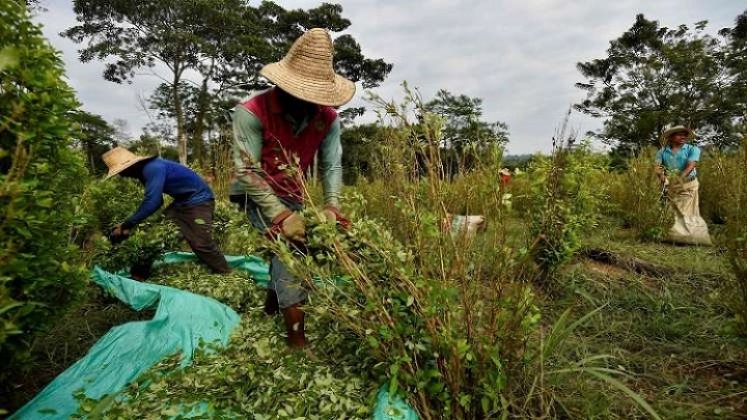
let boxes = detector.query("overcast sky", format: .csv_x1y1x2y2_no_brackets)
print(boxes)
33,0,745,154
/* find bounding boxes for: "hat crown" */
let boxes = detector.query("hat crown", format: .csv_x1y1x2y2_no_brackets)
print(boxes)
101,146,153,179
103,147,138,170
282,28,336,82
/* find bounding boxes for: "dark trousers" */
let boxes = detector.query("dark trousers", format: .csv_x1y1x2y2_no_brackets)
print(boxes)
165,200,231,273
229,194,307,309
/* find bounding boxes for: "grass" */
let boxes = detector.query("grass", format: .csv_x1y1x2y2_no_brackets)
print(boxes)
1,286,151,412
3,218,746,418
544,227,747,418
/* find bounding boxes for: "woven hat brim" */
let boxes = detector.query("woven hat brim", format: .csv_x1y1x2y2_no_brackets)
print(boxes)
662,127,695,140
105,155,155,180
261,62,355,107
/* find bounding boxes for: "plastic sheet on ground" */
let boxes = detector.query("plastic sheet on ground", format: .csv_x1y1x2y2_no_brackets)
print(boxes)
374,387,419,420
12,253,417,419
11,266,240,419
157,251,271,287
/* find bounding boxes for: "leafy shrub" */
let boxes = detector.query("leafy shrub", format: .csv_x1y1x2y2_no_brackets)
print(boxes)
721,136,747,335
698,148,734,225
606,147,670,240
525,138,609,286
0,1,89,377
261,89,541,418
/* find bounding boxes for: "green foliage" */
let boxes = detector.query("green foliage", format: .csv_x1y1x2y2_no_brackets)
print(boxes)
606,147,671,240
64,0,392,165
721,136,747,335
423,89,509,151
268,207,539,419
71,111,116,176
0,0,89,380
262,89,539,418
77,177,180,272
73,262,377,419
576,13,747,150
526,136,609,286
698,147,734,225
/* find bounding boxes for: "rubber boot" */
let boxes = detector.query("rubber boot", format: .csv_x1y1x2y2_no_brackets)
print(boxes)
282,304,306,348
264,289,280,315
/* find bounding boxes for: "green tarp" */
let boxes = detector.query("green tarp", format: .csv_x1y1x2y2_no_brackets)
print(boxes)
12,254,416,419
11,266,240,419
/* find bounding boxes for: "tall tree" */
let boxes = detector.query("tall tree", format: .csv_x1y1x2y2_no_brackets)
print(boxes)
720,10,747,134
575,14,745,153
65,1,392,166
71,111,116,174
423,89,509,150
63,0,239,164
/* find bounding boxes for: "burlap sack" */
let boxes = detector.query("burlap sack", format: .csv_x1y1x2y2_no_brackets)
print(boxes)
667,179,712,245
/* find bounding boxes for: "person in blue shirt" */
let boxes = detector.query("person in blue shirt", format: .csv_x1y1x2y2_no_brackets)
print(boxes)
102,147,231,274
655,126,700,185
654,125,712,245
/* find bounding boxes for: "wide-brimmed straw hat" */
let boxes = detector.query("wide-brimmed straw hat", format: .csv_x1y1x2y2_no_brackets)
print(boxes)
102,147,154,179
661,125,695,140
260,28,355,107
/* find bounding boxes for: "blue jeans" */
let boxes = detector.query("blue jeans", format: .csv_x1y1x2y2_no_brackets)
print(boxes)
229,194,307,309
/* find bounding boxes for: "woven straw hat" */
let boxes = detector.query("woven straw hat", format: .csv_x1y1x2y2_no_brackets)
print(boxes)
662,125,695,140
102,147,154,179
260,28,355,107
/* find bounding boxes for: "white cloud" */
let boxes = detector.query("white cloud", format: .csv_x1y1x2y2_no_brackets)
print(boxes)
33,0,746,154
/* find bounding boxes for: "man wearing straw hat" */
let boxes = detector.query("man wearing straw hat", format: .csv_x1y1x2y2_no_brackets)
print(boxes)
228,28,354,348
655,125,712,245
103,147,232,274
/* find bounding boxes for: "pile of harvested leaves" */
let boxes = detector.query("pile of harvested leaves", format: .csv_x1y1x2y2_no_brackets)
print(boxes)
74,262,382,419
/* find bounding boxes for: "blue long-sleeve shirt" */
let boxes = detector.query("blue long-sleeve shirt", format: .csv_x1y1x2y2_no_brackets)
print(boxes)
123,158,214,228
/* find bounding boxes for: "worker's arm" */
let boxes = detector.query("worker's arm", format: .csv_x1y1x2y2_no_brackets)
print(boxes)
122,161,166,229
680,145,700,179
654,149,667,183
232,105,287,220
318,117,343,208
681,161,697,179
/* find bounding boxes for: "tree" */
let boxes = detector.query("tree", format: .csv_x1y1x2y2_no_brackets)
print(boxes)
63,0,243,164
340,123,384,184
71,111,116,175
719,10,747,134
64,1,392,166
575,14,746,154
423,89,509,151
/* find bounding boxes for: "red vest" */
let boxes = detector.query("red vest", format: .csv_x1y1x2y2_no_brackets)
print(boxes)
241,89,337,202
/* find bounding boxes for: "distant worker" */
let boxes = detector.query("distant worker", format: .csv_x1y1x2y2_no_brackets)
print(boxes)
103,147,232,274
654,125,712,245
228,28,353,348
499,168,512,186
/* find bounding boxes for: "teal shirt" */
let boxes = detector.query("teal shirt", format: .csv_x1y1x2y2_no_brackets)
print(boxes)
229,105,342,219
655,144,700,180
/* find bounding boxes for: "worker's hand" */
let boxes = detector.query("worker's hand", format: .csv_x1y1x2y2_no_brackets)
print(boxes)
271,210,306,243
320,206,351,230
109,224,131,244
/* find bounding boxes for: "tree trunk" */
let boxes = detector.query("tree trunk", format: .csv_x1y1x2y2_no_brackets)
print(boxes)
172,70,188,165
191,77,210,167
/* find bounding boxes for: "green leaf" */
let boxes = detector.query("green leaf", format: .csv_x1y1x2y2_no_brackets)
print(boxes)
0,46,20,71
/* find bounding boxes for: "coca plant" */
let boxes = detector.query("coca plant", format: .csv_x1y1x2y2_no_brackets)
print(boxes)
0,1,89,380
267,88,540,418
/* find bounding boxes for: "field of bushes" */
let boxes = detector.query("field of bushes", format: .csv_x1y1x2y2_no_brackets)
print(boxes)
3,1,747,419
